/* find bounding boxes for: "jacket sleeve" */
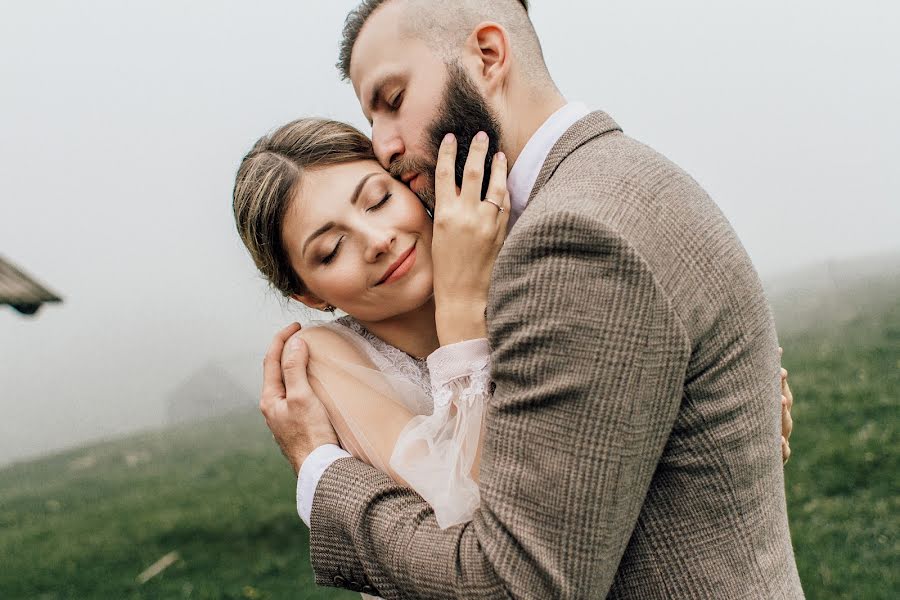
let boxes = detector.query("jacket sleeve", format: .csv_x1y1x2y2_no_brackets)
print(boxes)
308,210,691,599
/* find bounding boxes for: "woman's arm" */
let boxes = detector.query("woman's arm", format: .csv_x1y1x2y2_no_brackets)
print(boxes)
292,326,416,485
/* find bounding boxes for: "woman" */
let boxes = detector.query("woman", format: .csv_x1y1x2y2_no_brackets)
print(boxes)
233,118,794,529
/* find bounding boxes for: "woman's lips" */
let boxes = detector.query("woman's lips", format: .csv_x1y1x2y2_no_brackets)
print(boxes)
378,244,417,286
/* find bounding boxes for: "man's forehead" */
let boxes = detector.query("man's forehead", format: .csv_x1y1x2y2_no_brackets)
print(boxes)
348,2,420,92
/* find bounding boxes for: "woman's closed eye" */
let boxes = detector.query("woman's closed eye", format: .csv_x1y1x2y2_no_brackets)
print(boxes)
320,192,393,265
368,192,392,212
321,237,343,265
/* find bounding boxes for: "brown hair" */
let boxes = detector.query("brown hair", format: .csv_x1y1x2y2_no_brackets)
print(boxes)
232,118,375,297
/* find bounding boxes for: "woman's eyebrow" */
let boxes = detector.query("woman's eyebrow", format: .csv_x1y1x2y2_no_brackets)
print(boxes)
350,173,378,206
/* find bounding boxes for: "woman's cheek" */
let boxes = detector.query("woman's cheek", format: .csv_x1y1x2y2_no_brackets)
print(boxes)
331,262,368,300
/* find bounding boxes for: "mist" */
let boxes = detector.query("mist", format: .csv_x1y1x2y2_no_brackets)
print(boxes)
2,0,898,466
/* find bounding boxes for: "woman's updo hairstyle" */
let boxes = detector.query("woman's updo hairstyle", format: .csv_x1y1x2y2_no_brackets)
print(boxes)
233,118,375,297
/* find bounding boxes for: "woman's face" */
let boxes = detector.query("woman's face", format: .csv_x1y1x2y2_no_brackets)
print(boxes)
282,159,434,322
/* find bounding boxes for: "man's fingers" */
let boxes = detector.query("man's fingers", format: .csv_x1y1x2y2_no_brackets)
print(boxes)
434,133,458,207
461,131,489,204
782,436,791,465
261,323,302,406
282,333,315,400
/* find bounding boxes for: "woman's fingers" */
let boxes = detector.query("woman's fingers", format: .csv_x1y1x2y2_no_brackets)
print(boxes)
781,368,793,412
781,395,793,442
461,131,490,204
434,133,458,208
482,151,510,228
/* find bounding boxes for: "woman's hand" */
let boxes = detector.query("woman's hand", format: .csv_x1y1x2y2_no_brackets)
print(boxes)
431,131,511,346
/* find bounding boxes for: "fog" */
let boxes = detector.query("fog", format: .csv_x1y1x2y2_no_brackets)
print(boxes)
2,0,898,466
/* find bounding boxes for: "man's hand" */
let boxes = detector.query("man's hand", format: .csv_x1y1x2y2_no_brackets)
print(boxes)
779,347,794,465
260,323,339,475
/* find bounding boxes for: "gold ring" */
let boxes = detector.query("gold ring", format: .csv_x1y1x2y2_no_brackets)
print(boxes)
483,198,505,213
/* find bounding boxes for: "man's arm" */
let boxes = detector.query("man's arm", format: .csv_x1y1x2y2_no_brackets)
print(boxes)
306,210,691,599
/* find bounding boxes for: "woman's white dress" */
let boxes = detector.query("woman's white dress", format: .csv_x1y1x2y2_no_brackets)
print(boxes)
306,315,491,529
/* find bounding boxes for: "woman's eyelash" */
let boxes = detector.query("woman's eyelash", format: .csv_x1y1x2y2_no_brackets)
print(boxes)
321,237,343,265
368,192,392,212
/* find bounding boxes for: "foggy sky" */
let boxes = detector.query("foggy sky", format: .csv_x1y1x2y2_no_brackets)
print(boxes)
2,1,898,465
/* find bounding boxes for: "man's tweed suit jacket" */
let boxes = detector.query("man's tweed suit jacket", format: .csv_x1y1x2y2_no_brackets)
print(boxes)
309,111,804,599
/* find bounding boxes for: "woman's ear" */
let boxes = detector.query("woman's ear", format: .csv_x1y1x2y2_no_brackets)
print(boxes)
291,292,330,311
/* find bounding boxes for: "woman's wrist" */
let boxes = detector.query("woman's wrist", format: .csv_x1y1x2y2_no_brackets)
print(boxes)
435,299,487,346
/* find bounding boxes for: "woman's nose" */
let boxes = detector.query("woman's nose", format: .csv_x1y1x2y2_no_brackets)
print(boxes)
364,228,395,263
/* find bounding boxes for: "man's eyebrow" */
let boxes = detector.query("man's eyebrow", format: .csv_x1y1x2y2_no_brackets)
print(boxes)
301,173,379,258
367,73,402,115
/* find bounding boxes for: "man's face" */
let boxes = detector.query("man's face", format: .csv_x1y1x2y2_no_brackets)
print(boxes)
349,5,502,209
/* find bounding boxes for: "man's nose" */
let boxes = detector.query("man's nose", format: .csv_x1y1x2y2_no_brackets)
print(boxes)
372,121,404,170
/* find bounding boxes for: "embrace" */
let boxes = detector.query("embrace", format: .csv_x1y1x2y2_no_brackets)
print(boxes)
232,1,802,598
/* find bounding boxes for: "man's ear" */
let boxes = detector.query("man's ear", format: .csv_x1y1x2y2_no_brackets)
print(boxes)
466,22,511,94
291,292,330,311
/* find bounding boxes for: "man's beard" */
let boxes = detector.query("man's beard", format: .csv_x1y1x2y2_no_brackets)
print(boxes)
389,63,503,212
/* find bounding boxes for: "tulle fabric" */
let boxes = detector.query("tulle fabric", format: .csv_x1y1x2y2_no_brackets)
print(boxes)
306,321,486,529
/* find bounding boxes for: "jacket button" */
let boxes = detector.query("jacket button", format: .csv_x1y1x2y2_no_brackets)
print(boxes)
361,585,375,594
333,575,347,586
348,581,362,592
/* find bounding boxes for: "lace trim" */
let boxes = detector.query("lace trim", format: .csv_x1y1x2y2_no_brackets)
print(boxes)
333,316,493,413
335,316,433,401
432,359,492,408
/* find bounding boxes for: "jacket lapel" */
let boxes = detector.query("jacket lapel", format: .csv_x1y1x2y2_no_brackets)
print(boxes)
526,111,622,207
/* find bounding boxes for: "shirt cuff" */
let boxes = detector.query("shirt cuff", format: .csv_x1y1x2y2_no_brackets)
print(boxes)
426,338,490,386
296,444,351,527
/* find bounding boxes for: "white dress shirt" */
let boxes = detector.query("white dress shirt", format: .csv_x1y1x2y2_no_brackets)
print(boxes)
296,102,591,527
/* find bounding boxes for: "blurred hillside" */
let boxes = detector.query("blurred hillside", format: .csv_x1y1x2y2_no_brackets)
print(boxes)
0,256,897,599
766,250,900,336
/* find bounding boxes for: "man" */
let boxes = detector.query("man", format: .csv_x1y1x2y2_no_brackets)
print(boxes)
262,0,802,597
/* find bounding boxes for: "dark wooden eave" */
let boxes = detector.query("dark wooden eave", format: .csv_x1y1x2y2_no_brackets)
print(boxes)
0,256,62,315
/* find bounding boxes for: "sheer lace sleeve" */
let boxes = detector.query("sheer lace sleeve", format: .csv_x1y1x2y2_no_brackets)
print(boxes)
303,319,491,530
389,338,491,529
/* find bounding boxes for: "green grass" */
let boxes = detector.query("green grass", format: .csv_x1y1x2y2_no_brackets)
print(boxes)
0,415,354,599
1,280,897,599
777,288,899,599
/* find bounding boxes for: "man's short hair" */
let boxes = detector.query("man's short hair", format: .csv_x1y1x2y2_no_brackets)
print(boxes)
337,0,542,82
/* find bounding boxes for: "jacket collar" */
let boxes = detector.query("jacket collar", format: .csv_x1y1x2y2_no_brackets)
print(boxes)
526,111,622,207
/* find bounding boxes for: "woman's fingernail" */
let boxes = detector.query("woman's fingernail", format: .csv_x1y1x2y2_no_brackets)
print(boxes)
496,152,506,161
444,133,455,143
475,131,488,142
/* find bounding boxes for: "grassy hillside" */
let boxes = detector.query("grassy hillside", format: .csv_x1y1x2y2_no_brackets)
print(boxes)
0,415,354,599
774,275,898,599
1,270,897,599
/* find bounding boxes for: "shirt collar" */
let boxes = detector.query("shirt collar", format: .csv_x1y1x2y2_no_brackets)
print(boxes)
506,101,590,229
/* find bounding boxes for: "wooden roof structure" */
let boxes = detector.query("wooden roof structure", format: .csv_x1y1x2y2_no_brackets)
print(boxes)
0,256,62,316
